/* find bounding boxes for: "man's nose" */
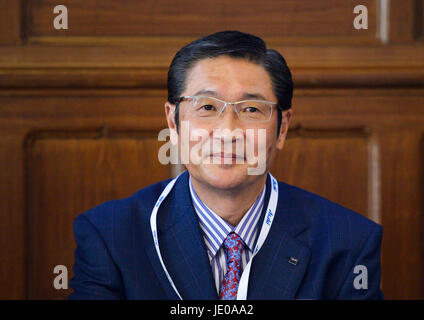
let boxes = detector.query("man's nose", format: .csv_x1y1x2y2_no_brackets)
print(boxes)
213,104,243,143
217,103,238,130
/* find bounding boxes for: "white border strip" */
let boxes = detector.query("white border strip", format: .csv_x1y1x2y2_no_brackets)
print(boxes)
378,0,390,44
368,136,381,225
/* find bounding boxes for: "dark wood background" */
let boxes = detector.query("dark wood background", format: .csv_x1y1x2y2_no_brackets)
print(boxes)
1,0,423,299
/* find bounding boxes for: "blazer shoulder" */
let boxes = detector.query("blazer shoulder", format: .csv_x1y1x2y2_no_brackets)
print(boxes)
74,178,172,231
278,180,382,238
276,181,383,299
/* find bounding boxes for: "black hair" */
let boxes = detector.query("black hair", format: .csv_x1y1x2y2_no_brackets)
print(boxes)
167,30,293,135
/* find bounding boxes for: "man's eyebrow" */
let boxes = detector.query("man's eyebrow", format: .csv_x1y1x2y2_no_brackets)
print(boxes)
192,90,268,101
193,89,218,97
240,93,267,101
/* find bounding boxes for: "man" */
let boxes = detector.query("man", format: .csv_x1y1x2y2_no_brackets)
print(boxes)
69,31,383,299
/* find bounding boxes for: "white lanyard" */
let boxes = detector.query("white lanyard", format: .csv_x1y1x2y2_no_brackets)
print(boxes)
150,172,278,300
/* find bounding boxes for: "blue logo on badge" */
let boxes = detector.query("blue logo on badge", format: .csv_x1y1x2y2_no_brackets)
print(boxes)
156,195,165,207
272,179,277,191
266,209,274,225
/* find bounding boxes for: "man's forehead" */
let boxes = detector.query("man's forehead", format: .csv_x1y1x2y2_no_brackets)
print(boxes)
192,89,268,101
187,56,269,79
184,57,275,100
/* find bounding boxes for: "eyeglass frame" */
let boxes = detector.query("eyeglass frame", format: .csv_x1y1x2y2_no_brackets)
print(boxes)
175,95,281,123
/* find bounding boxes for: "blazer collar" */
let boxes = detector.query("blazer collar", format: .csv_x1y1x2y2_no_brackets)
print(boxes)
144,171,218,299
143,171,311,300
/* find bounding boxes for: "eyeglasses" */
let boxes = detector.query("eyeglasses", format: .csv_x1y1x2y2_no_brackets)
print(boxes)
176,95,278,123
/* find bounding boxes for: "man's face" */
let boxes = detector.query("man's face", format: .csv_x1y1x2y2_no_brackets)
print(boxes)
165,55,292,190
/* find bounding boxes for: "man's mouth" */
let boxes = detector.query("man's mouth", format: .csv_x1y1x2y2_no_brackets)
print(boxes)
207,153,247,164
211,152,244,158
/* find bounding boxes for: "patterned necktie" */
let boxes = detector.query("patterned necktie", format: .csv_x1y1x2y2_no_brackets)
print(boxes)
219,232,245,300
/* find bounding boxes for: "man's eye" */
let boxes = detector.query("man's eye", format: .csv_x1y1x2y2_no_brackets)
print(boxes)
201,104,215,111
244,106,259,113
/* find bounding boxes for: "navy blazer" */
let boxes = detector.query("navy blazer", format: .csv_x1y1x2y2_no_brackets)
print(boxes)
69,171,383,300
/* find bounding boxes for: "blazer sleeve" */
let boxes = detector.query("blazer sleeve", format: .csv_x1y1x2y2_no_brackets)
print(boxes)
68,214,125,299
336,224,384,299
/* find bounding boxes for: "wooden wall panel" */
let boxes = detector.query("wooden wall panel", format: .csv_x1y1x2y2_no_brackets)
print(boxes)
0,0,23,45
0,131,26,299
0,90,172,299
389,0,423,43
26,133,170,299
379,131,424,299
27,0,379,44
271,129,369,219
421,0,424,40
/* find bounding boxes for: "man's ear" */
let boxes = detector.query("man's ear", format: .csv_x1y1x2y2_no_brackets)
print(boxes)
276,109,292,150
164,101,178,145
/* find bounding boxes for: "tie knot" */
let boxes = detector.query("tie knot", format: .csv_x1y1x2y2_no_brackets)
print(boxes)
223,232,244,256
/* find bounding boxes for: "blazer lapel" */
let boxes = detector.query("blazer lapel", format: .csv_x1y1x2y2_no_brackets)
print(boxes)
143,171,218,300
141,171,311,300
247,176,311,300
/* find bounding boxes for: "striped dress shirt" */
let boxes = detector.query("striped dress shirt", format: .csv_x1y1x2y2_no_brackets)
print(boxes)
188,177,266,294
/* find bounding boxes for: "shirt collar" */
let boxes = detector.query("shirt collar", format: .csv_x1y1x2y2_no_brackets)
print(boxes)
189,177,266,258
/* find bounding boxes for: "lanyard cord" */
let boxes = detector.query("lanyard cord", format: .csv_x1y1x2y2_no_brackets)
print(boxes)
150,172,278,300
